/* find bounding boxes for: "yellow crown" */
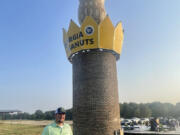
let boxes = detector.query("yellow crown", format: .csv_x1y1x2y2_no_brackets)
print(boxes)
63,16,124,62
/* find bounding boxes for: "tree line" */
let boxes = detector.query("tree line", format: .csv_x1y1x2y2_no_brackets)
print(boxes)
0,109,72,120
1,102,180,120
120,102,180,118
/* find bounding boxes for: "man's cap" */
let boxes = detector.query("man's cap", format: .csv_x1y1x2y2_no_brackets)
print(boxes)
55,107,66,114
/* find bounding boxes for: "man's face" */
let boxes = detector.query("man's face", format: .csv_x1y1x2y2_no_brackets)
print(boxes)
55,113,66,124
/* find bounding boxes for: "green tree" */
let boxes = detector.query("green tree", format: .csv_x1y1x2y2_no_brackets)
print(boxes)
44,111,54,120
139,104,151,118
34,110,44,120
66,109,73,120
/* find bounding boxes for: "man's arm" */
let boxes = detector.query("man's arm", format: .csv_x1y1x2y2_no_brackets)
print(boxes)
65,124,73,135
69,125,73,135
70,127,73,135
42,126,49,135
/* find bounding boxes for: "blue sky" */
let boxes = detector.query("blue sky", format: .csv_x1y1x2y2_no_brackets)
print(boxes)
0,0,180,113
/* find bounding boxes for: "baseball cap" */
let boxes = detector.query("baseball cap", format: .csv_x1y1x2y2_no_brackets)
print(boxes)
55,107,66,114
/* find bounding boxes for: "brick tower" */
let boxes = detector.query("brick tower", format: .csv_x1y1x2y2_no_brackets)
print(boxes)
63,0,124,135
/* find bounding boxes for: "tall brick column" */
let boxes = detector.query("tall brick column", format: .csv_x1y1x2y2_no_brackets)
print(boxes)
62,0,124,135
72,50,121,135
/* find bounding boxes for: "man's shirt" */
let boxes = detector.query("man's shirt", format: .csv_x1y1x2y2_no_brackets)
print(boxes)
42,122,73,135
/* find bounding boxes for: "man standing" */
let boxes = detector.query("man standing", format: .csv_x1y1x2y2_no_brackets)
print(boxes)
42,107,73,135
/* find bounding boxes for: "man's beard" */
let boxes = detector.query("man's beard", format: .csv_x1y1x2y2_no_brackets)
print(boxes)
56,119,64,124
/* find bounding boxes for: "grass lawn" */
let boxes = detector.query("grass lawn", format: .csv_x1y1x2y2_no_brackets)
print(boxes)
0,123,44,135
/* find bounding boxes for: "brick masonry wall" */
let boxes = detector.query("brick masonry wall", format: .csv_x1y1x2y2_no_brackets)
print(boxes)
72,50,121,135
